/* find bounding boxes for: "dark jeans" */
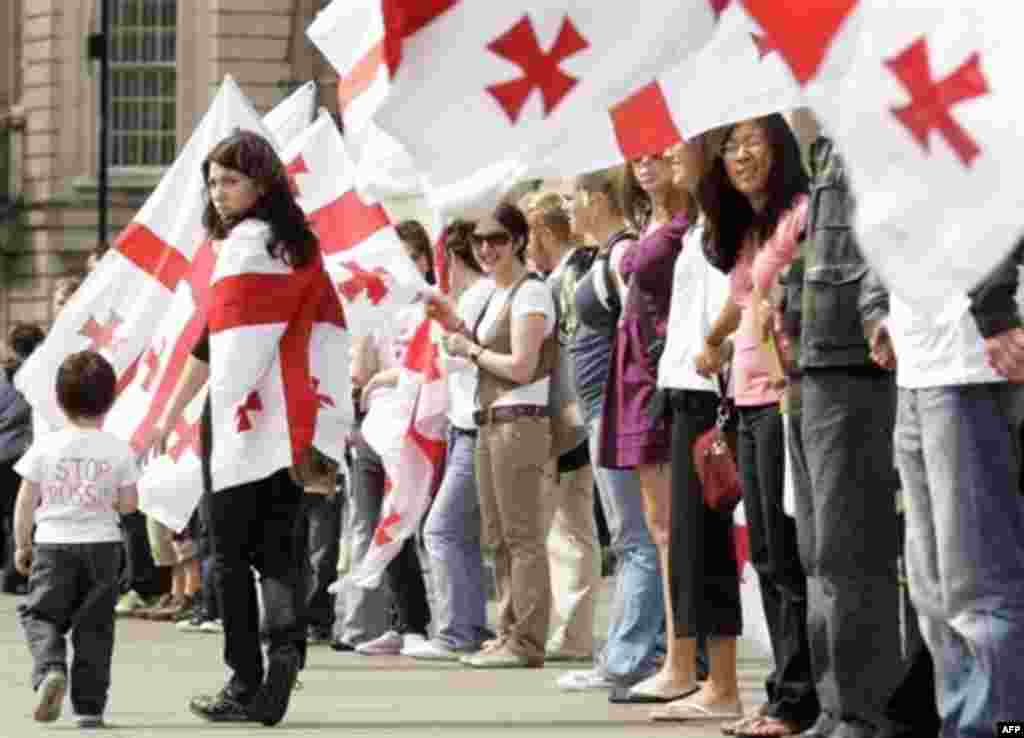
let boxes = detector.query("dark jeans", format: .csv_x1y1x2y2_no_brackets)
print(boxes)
296,491,343,632
1,458,26,592
798,370,910,730
208,468,304,698
18,542,121,716
737,403,817,724
668,390,742,637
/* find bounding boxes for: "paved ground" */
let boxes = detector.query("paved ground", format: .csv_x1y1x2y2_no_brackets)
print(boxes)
0,581,773,737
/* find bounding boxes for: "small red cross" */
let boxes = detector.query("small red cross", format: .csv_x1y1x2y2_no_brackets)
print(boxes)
733,524,751,581
486,14,589,123
885,37,989,167
312,377,335,409
285,155,309,197
141,338,167,392
235,390,263,432
79,311,124,351
168,417,202,463
750,32,778,60
337,262,391,305
374,511,402,545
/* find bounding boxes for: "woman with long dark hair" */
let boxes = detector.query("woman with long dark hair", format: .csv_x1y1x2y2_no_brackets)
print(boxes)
695,114,819,737
148,130,324,726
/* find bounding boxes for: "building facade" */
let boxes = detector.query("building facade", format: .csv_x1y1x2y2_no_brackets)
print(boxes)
0,0,341,332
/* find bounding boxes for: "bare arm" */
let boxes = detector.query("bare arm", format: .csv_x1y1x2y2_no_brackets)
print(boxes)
13,479,39,552
706,296,741,347
447,312,549,385
158,354,209,430
349,335,380,389
115,484,139,515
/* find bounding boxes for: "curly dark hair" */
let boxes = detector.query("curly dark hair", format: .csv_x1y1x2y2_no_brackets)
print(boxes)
201,130,318,268
698,113,809,274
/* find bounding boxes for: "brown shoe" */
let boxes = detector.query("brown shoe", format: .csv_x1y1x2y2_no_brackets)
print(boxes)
141,593,186,621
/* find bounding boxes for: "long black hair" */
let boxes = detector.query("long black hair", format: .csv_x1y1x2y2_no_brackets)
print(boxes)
201,130,317,268
698,114,809,274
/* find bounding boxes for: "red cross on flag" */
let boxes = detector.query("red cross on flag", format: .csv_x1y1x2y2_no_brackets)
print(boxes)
733,503,771,658
309,1,717,195
774,1,1024,309
15,76,266,434
280,112,430,338
353,315,448,587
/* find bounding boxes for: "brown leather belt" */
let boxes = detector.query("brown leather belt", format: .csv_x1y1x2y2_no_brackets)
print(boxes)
474,405,550,427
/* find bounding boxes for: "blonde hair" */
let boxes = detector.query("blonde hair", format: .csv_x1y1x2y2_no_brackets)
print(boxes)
525,191,572,242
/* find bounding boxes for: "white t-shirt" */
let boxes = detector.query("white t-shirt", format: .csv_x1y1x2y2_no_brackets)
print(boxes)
659,223,730,392
474,277,556,408
445,279,496,429
15,427,139,544
890,292,1006,389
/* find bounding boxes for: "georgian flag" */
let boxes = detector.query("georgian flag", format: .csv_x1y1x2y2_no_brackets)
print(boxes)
15,76,265,432
263,80,319,151
281,112,429,338
309,1,717,195
742,0,1024,309
206,219,351,493
352,315,448,588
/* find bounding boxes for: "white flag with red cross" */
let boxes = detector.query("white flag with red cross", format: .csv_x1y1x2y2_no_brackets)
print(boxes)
263,80,318,151
741,0,1024,309
309,0,719,197
733,503,772,657
280,112,430,338
205,219,351,493
352,315,448,588
15,76,264,433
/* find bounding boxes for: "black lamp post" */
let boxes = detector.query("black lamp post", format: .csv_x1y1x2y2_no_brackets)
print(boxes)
87,0,111,248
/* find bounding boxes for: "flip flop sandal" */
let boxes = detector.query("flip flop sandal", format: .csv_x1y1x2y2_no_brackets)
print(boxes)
723,714,767,735
609,683,698,704
651,700,744,723
737,716,805,738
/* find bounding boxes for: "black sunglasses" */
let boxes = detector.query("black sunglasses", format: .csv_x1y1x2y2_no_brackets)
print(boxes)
472,232,513,248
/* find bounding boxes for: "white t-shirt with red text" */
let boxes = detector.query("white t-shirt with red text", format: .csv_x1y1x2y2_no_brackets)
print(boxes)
15,427,139,544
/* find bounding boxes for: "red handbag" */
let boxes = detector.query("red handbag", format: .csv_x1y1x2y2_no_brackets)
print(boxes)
693,377,742,514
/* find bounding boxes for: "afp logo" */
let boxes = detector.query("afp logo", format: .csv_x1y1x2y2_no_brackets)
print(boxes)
998,722,1023,735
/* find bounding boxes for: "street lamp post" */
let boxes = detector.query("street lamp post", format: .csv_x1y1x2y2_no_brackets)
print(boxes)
88,0,111,249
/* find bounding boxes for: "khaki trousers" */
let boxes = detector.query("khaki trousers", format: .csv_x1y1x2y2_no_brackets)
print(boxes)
476,416,552,664
541,459,599,655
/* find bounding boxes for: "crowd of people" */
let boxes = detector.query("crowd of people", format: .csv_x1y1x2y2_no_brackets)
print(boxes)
0,110,1021,737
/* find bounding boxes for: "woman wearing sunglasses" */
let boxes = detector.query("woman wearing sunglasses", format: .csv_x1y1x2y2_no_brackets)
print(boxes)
427,202,557,668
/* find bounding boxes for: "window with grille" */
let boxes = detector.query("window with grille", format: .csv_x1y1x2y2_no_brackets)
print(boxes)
109,0,176,167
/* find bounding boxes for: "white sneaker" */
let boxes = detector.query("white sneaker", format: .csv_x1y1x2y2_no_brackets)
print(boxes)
198,618,224,633
355,630,403,655
399,633,428,655
403,639,464,661
556,668,616,691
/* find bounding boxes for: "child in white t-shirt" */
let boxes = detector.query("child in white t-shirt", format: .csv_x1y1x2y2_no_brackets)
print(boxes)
13,350,139,728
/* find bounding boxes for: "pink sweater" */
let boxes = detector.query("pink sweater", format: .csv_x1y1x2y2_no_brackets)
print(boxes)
729,195,808,407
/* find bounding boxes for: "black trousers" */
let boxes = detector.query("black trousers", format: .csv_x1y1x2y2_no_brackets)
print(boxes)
207,468,304,698
0,458,26,592
295,491,343,632
18,542,121,716
737,404,818,725
668,390,742,637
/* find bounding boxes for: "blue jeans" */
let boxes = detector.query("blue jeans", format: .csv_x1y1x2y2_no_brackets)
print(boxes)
588,413,664,682
895,383,1024,738
422,427,488,650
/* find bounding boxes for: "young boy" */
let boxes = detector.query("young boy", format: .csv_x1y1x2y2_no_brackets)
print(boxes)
13,350,139,728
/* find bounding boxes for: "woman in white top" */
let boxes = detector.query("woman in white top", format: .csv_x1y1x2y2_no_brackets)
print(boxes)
407,222,496,660
647,138,744,722
428,202,557,668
